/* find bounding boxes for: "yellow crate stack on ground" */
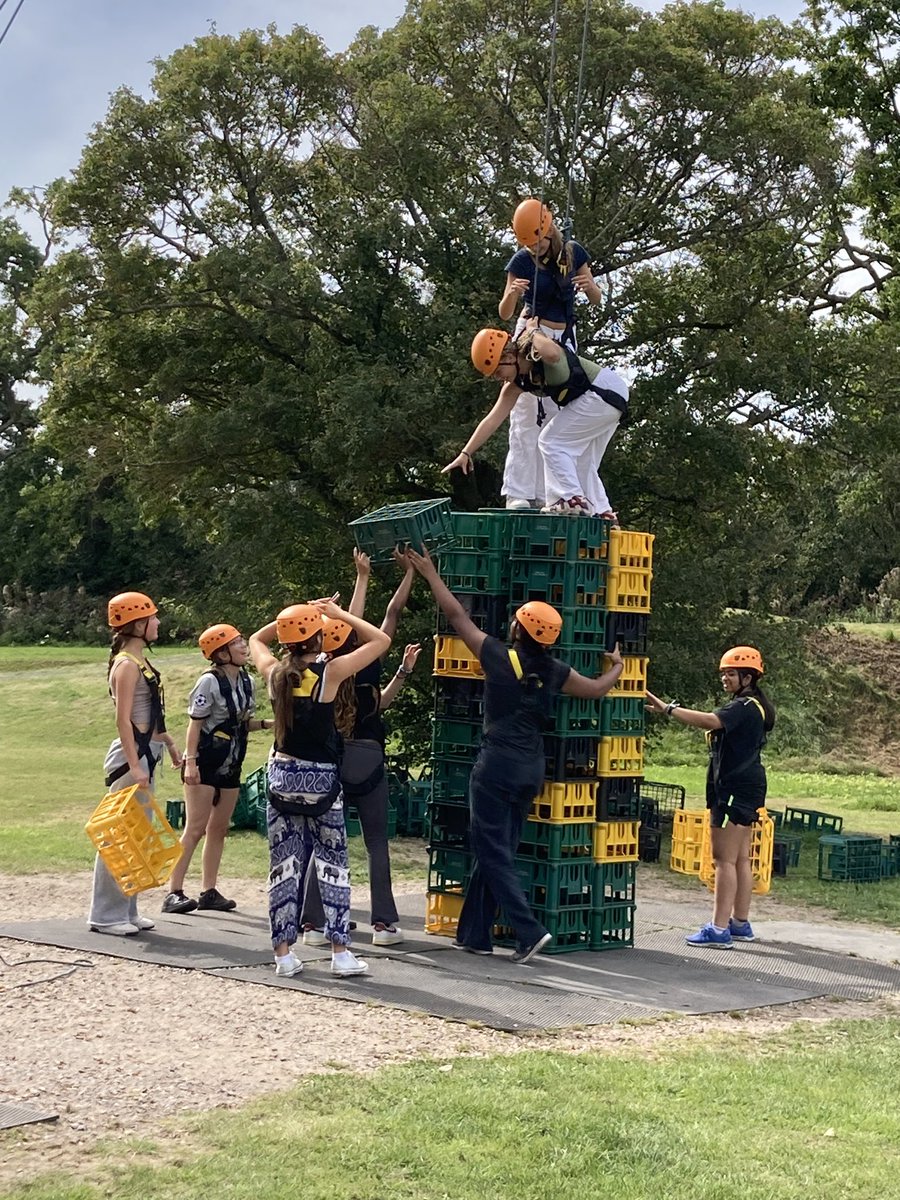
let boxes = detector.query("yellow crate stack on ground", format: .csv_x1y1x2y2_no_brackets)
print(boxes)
670,809,707,875
698,808,775,895
424,890,465,937
84,784,182,896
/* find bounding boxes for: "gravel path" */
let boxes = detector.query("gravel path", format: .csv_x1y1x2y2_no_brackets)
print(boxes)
2,871,897,1190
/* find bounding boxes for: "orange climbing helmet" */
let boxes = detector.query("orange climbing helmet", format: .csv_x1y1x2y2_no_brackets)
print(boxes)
512,197,553,246
322,616,353,653
108,591,157,628
515,600,563,646
719,646,764,676
198,624,243,660
276,604,324,645
471,328,511,376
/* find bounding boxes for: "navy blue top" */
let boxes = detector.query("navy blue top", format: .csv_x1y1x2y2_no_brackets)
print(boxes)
706,696,767,804
504,241,591,326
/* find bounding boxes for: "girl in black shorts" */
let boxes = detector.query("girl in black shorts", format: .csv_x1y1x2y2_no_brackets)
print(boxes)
647,646,776,948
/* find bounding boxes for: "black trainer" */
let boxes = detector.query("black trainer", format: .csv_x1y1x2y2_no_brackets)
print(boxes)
161,890,198,914
197,887,237,912
510,932,552,964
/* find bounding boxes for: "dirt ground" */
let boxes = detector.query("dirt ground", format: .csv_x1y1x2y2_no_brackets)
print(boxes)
2,871,899,1190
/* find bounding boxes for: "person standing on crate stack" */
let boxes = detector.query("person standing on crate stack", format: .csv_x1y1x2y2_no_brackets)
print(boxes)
161,625,274,917
497,198,602,512
88,592,182,937
401,546,624,963
646,646,776,948
443,320,627,525
249,599,390,978
299,549,421,950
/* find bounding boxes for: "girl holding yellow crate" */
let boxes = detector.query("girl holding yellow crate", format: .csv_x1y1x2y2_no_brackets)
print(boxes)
646,646,776,948
88,591,182,936
402,547,623,964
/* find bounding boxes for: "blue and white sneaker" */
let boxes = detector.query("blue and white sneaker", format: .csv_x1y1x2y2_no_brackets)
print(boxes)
685,922,733,948
728,918,756,941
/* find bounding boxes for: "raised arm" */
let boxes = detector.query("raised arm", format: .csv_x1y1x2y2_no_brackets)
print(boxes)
499,271,530,321
401,548,487,660
348,549,371,619
317,603,391,689
572,262,602,305
382,559,416,639
441,382,522,474
248,620,281,686
562,645,624,699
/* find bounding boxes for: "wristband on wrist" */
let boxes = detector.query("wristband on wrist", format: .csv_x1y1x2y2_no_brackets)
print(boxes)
461,449,473,462
184,755,198,761
665,701,681,717
396,666,410,677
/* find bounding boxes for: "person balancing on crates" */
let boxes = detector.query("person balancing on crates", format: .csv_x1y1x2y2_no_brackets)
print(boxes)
443,321,628,524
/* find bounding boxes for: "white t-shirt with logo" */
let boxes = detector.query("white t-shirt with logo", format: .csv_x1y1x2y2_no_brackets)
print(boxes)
187,670,256,734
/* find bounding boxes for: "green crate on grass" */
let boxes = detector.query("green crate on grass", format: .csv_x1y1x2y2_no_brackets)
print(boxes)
165,799,184,830
349,498,456,564
818,834,882,882
232,765,267,830
589,902,636,950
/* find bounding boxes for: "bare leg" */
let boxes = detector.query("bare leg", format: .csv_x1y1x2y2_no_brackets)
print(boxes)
201,787,239,891
712,823,752,928
169,783,215,893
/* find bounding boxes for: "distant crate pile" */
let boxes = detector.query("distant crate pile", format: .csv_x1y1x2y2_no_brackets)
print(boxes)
416,506,655,953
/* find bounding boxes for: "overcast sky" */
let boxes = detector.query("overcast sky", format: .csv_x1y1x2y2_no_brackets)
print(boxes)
1,0,806,207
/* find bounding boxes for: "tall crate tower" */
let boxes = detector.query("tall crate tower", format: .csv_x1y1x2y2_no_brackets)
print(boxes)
426,509,653,953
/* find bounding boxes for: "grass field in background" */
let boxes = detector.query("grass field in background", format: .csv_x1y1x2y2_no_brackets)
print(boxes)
4,1023,900,1200
1,647,898,920
839,622,900,641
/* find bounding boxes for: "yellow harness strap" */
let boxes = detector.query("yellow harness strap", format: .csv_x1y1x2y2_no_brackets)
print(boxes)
508,649,523,680
291,669,319,699
747,697,765,722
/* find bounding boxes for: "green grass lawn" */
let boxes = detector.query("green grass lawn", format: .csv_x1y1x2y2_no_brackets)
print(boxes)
4,1022,900,1200
839,621,900,641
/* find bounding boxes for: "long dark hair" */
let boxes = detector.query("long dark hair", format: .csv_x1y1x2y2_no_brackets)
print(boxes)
107,619,148,678
328,630,359,737
738,669,776,732
269,634,323,745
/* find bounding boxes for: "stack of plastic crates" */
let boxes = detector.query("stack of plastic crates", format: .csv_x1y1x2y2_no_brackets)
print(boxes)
426,511,654,953
699,808,775,895
426,511,511,938
818,834,883,883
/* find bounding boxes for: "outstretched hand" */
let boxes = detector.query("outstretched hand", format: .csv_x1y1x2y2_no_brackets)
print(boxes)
441,452,473,475
353,548,371,578
645,689,666,715
402,642,422,673
398,545,440,581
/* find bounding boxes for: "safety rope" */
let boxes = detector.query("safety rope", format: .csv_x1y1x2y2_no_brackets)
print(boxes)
530,0,562,316
563,0,592,241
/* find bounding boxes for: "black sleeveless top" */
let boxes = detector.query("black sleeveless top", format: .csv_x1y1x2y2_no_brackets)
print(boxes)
273,661,342,765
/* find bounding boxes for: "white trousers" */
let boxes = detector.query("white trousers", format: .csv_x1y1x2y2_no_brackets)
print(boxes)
501,321,568,503
538,381,624,513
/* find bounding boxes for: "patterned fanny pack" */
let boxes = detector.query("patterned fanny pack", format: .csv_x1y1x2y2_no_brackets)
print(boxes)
267,755,342,818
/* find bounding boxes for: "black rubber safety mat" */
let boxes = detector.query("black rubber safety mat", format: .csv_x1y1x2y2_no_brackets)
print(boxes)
209,957,656,1032
0,912,273,970
0,1100,58,1130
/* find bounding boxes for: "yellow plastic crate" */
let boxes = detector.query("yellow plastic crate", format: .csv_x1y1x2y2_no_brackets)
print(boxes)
607,529,654,571
433,636,484,679
424,889,464,937
531,780,597,823
699,808,774,895
597,735,644,777
592,819,641,862
603,654,648,697
608,566,652,613
669,809,706,876
84,784,182,896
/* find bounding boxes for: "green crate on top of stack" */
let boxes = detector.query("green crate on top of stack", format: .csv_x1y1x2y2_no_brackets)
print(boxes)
448,510,513,553
349,498,457,564
506,512,612,560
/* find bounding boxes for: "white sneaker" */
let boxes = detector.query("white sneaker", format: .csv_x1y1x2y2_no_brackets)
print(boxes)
89,922,140,937
302,926,329,947
505,497,532,510
274,953,304,977
331,950,369,977
133,916,156,931
372,924,404,947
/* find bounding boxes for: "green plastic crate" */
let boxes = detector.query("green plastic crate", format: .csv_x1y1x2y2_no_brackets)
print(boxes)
818,834,882,882
506,512,611,561
514,859,592,908
349,499,456,564
515,819,593,862
430,756,472,804
431,715,482,759
591,861,637,906
509,557,609,609
448,511,512,553
440,547,510,594
165,799,184,830
589,902,636,950
493,904,591,954
599,695,646,737
428,846,473,893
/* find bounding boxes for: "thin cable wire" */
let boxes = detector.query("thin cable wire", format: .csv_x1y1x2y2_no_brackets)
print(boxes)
0,952,95,991
563,0,592,238
0,0,26,49
530,0,562,316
